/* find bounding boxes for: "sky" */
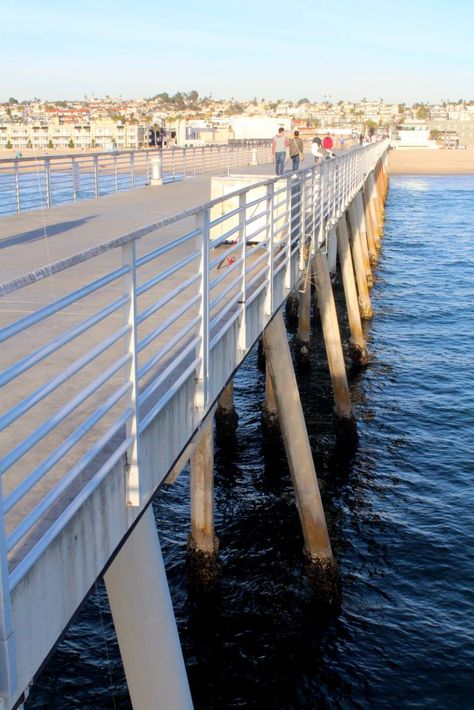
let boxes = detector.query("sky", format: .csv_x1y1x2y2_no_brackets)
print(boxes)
1,0,474,104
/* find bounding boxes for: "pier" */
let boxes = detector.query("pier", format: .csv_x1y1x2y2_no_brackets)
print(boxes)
0,141,389,708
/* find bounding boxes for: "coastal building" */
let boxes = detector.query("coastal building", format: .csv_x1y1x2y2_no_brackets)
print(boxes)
0,119,145,151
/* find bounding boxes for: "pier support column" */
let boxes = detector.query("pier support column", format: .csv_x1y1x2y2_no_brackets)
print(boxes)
313,252,355,429
262,311,334,567
346,213,373,320
296,268,312,363
285,288,299,326
262,361,280,439
215,381,238,440
364,177,381,247
355,191,378,267
104,507,193,710
348,202,373,288
336,218,368,366
189,420,218,554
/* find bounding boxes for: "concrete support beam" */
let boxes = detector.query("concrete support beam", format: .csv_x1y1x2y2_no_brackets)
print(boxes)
348,201,373,288
189,420,217,555
336,217,368,366
215,381,238,439
104,507,193,710
313,252,354,422
262,311,333,563
365,176,381,246
296,269,312,362
355,191,378,266
285,289,299,326
346,212,373,320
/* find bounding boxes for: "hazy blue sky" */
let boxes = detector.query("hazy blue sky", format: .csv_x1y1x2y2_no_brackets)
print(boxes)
2,0,473,103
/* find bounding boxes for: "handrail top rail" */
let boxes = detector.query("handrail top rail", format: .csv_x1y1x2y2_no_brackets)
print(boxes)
0,142,269,165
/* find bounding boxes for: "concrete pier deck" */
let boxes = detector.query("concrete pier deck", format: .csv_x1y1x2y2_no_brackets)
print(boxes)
1,159,315,286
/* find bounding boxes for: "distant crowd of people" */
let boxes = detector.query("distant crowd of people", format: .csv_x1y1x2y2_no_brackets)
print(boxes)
271,129,337,174
271,127,382,175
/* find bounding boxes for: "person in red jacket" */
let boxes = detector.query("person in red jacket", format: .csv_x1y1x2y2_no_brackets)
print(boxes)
322,133,333,150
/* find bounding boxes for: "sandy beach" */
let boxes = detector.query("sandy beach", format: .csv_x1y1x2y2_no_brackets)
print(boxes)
389,146,474,175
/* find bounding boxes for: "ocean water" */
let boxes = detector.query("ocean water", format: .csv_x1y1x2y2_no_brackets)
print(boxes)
26,175,474,709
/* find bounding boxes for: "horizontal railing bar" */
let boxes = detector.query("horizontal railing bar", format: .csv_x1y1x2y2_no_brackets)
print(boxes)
209,308,241,350
139,358,199,434
0,294,129,388
8,427,134,590
137,293,200,354
0,266,129,344
210,273,241,312
135,229,201,268
245,281,267,308
140,337,199,408
209,205,243,229
1,351,131,481
5,381,131,527
138,316,200,382
0,324,130,432
210,292,240,331
209,224,241,250
136,250,200,301
210,257,242,293
209,240,241,270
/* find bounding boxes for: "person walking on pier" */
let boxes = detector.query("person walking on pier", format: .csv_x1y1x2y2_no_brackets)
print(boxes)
289,130,304,171
323,132,334,151
272,127,289,175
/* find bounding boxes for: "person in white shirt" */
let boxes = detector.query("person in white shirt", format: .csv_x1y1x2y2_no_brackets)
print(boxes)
272,127,289,175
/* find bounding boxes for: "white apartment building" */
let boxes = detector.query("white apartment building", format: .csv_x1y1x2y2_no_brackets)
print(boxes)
0,119,144,151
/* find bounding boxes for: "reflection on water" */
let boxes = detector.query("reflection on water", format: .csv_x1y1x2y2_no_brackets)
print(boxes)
27,176,474,709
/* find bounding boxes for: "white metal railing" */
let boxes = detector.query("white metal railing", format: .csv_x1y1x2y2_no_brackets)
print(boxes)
0,140,388,700
0,143,273,217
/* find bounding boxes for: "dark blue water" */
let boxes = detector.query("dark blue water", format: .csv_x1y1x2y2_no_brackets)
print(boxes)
26,175,474,709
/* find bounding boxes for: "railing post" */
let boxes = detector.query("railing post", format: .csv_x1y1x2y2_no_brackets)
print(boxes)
94,154,99,197
194,207,210,418
285,175,292,291
183,147,187,178
237,192,247,355
0,486,18,706
72,157,79,202
14,161,20,213
319,161,326,249
264,181,275,317
121,241,141,508
130,152,135,188
193,147,196,176
114,153,118,192
299,172,307,273
44,157,52,208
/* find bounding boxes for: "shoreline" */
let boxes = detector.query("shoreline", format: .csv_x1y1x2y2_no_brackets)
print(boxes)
388,146,474,175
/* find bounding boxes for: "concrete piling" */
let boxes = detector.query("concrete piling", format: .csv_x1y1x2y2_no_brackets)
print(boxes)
336,217,369,366
296,269,312,363
285,288,299,326
215,380,239,440
345,212,373,320
313,252,356,433
105,508,193,710
188,420,219,587
262,311,334,566
355,191,378,266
